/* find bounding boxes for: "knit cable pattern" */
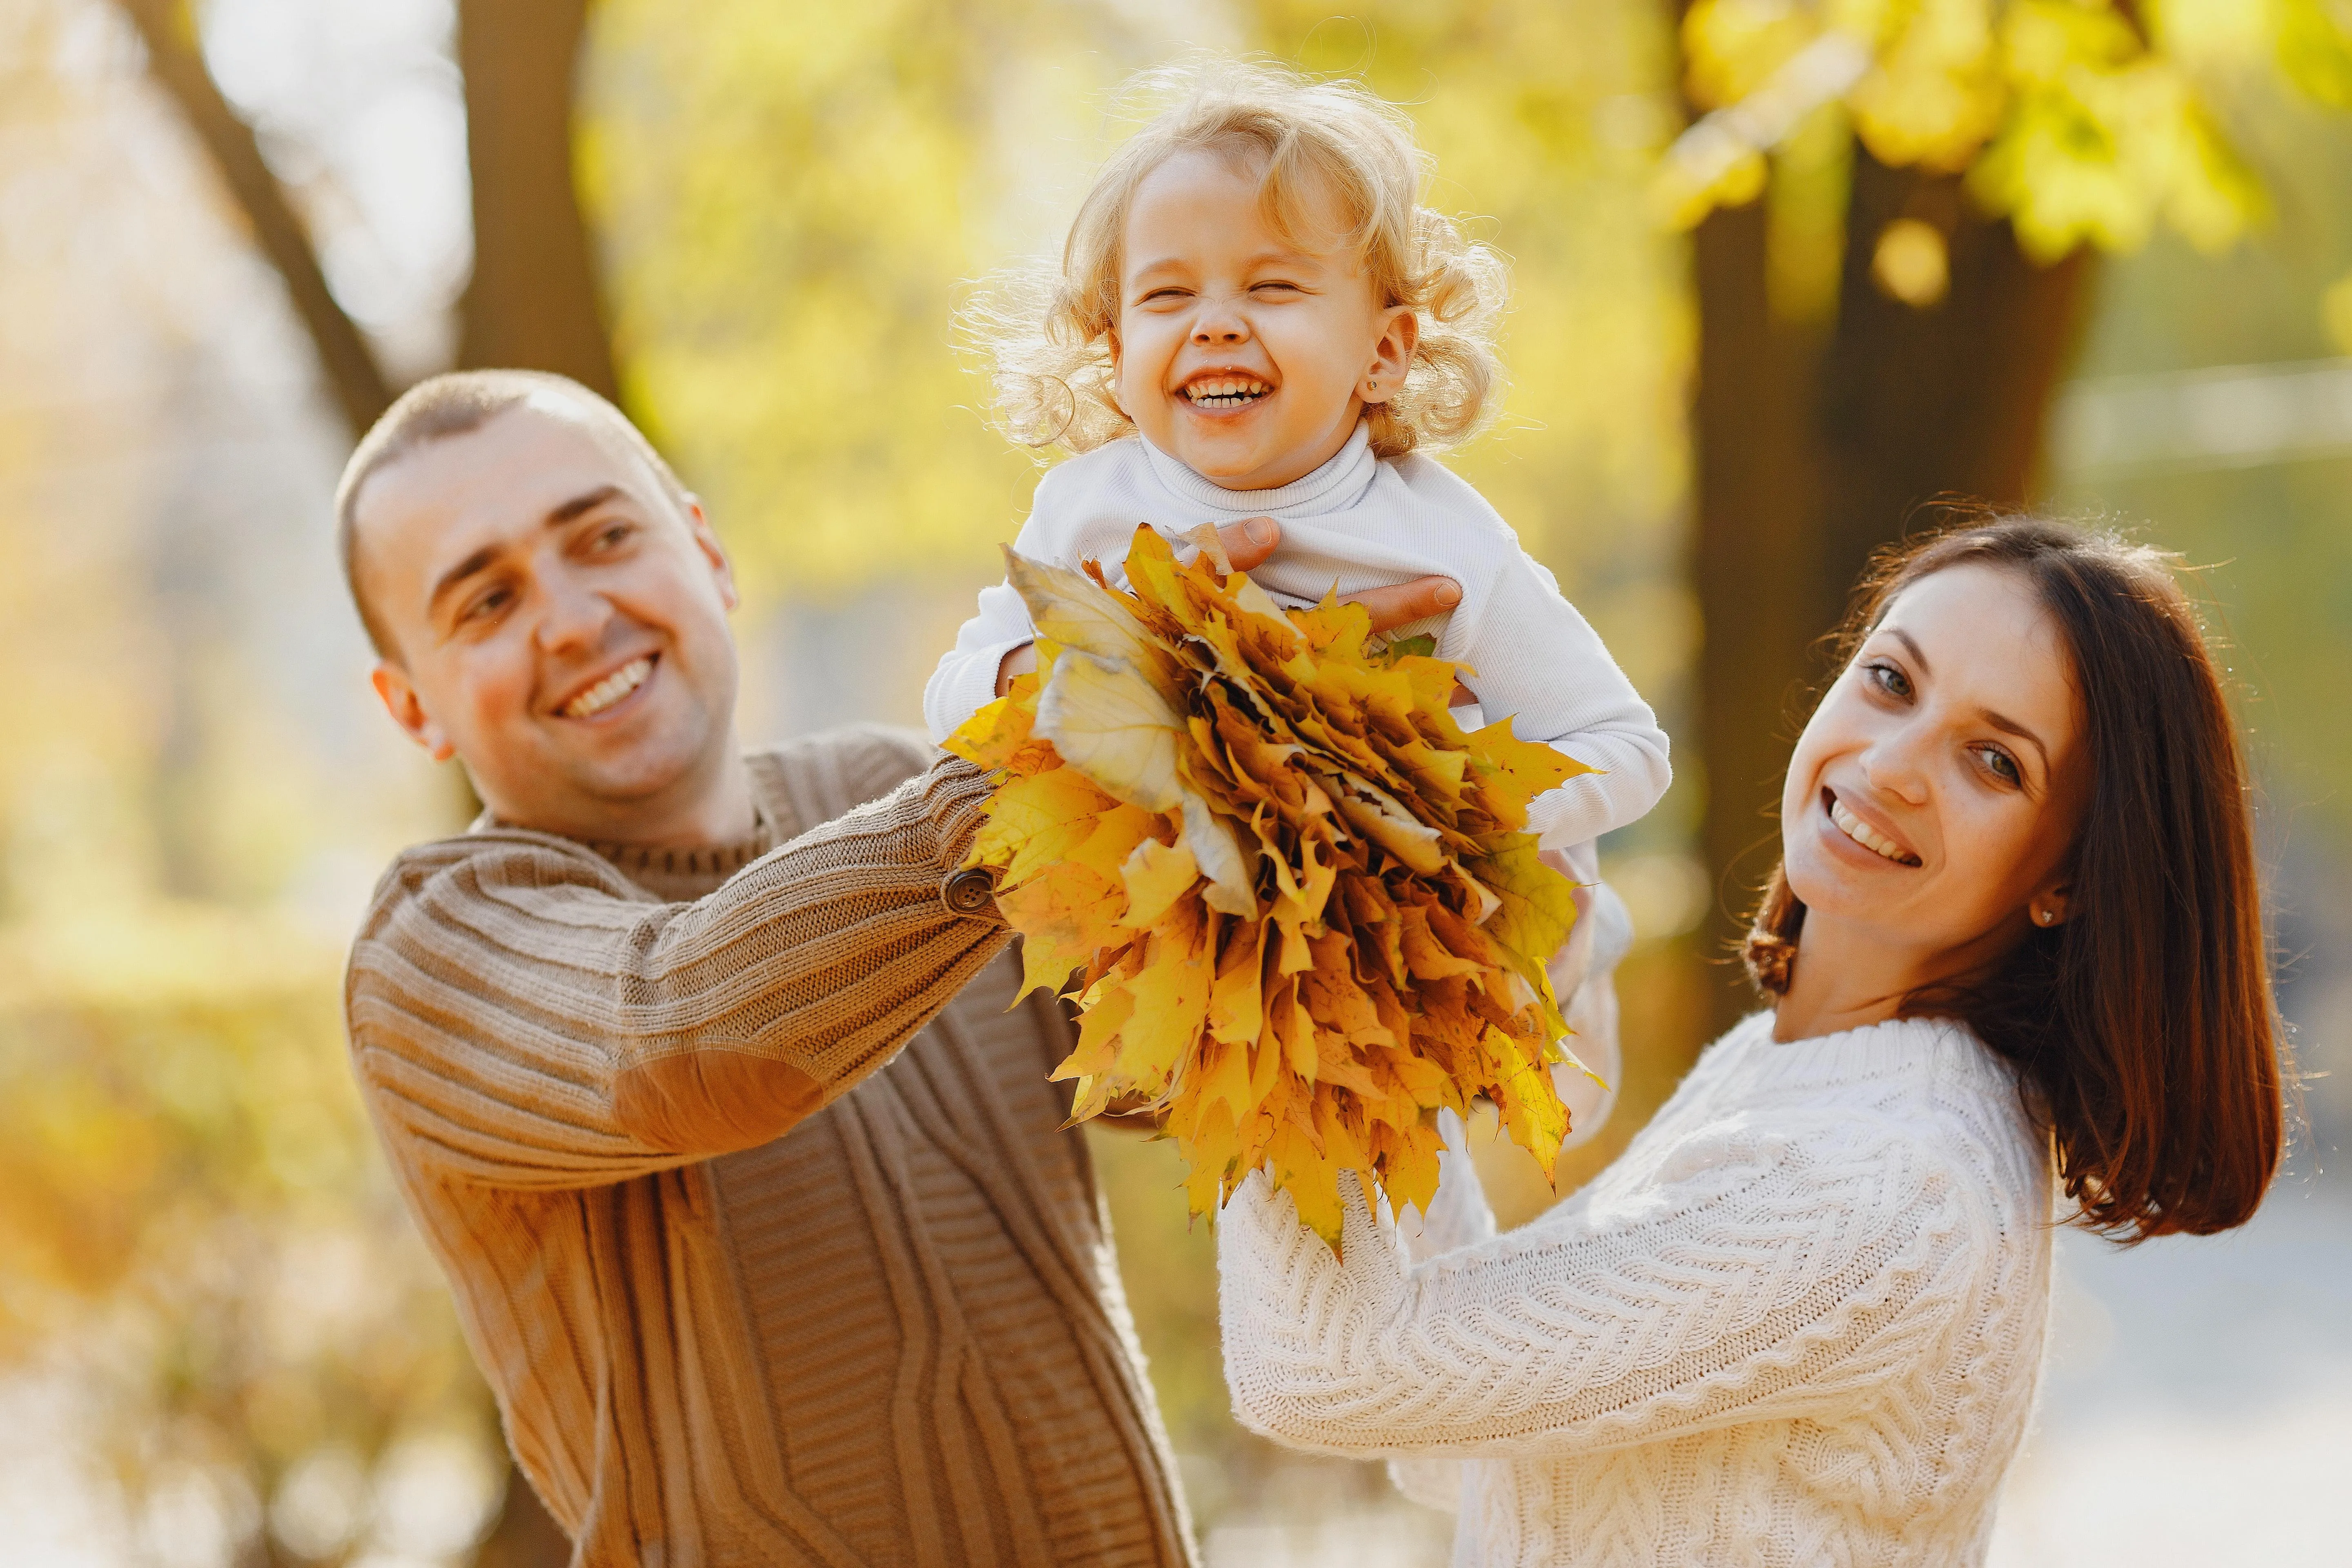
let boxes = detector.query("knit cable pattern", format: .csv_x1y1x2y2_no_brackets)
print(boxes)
1220,1013,2053,1567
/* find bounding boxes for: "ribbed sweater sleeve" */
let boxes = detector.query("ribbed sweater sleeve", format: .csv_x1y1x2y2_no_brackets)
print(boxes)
345,755,1007,1188
1219,1110,1978,1461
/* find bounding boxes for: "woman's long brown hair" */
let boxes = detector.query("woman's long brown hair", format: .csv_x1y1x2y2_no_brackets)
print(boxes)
1744,516,2286,1239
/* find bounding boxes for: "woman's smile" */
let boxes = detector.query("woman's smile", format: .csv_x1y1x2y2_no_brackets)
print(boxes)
1822,787,1922,866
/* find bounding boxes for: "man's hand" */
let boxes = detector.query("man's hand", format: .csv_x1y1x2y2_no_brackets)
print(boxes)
993,517,1466,697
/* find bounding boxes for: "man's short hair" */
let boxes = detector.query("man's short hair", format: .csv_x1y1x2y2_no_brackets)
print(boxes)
335,370,693,661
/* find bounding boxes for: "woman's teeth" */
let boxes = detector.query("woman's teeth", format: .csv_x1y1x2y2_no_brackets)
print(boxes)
1829,795,1920,865
1183,376,1270,409
563,657,652,719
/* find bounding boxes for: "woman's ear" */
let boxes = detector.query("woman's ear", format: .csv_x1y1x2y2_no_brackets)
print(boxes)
2029,882,2072,929
1362,308,1419,405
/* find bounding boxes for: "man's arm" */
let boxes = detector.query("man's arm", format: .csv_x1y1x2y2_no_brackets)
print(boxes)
346,755,1005,1188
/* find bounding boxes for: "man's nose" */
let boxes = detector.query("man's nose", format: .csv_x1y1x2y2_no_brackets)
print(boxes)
535,570,613,655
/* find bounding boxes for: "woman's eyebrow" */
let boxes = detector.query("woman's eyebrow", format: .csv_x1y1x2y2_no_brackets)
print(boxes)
1885,624,2049,770
1888,627,1932,675
1980,708,2050,772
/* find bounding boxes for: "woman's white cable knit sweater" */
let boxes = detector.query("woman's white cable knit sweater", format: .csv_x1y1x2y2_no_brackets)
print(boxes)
1218,1013,2055,1567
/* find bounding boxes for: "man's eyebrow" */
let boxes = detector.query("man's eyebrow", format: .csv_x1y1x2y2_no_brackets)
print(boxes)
427,486,626,617
548,484,623,526
427,544,501,617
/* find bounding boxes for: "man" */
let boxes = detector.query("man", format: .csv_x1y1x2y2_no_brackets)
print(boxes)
337,370,1462,1566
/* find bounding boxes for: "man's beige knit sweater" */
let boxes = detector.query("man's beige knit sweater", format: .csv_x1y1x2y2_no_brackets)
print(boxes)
345,726,1195,1567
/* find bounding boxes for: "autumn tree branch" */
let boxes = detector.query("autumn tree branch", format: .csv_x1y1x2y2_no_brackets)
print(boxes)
111,0,396,439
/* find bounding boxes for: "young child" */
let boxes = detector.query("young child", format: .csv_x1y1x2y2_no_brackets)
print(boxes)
925,63,1669,855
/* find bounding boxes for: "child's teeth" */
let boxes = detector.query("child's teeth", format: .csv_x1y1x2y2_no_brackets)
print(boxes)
1186,377,1269,407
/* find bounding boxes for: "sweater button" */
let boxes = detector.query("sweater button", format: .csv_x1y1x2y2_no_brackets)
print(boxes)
942,866,999,916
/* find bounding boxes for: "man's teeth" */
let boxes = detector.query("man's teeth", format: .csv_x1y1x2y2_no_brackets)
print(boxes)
563,657,652,718
1829,796,1918,864
1184,376,1270,408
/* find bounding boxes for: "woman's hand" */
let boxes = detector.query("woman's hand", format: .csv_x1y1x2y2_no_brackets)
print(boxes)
994,517,1465,697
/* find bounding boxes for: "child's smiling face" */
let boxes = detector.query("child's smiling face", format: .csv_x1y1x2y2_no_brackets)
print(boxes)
1111,147,1417,491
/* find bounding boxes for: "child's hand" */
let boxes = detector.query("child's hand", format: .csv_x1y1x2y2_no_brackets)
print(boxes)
993,517,1466,697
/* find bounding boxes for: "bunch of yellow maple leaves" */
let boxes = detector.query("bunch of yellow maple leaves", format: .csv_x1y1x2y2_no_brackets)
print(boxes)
945,525,1587,1245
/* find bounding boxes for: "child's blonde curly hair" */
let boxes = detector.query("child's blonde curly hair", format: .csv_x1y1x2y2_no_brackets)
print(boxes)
967,61,1507,461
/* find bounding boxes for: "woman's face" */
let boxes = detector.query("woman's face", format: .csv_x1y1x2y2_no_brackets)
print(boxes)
1780,563,2091,974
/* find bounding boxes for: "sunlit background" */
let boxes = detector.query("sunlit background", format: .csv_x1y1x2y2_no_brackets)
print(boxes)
2,0,2348,1563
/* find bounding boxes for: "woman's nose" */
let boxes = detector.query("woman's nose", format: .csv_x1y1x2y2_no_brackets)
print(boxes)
1860,736,1932,805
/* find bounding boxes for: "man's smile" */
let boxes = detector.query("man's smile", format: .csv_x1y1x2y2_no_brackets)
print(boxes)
558,654,656,720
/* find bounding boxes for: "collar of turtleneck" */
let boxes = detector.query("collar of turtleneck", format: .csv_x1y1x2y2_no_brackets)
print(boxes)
1138,419,1379,520
485,795,783,905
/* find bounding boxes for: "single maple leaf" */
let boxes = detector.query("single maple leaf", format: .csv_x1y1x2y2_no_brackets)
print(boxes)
946,525,1592,1250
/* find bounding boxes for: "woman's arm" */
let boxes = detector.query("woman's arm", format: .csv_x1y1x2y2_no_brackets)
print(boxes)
346,755,1005,1188
1219,1111,1980,1461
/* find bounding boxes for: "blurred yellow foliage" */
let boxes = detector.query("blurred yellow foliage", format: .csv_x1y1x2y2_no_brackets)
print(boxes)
1668,0,2349,259
580,0,1064,600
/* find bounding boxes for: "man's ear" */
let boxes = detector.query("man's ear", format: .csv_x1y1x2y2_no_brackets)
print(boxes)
372,662,456,762
1363,307,1419,406
682,496,739,613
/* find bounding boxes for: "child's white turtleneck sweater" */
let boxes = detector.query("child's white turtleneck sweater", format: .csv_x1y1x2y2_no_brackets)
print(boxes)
922,424,1670,850
1219,1013,2056,1568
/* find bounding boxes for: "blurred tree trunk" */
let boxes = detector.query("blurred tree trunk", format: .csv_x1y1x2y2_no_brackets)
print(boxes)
112,0,395,435
1687,150,2097,1038
117,0,619,438
454,0,619,398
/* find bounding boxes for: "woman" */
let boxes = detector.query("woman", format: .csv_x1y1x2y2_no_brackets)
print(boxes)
1218,518,2286,1565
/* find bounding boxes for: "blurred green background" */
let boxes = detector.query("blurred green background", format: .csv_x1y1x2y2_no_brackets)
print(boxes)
3,1,2349,1564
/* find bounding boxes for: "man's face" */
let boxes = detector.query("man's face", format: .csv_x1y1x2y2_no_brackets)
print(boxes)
354,400,743,842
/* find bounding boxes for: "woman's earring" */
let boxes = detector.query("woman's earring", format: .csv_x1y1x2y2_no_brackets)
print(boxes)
2036,908,2056,925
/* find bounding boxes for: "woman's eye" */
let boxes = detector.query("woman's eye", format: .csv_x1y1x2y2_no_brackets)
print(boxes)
595,522,632,550
1973,745,2022,786
1866,661,1912,699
